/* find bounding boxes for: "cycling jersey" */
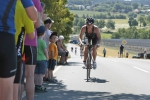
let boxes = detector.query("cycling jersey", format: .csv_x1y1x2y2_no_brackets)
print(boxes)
84,26,98,45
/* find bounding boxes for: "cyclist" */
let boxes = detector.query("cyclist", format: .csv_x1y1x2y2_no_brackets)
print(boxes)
75,47,77,55
78,17,101,69
71,47,73,52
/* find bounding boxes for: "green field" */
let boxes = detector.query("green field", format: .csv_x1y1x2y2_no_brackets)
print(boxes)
70,10,128,24
101,33,112,39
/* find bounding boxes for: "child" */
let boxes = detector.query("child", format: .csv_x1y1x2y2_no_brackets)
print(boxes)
48,32,58,82
34,26,48,92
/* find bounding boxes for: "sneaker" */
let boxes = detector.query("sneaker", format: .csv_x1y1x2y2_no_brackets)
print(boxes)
93,61,97,69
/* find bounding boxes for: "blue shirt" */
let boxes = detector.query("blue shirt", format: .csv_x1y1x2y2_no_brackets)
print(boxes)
0,0,34,35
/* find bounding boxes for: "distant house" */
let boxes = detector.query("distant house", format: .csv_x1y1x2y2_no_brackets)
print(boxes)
77,5,85,10
86,6,91,10
144,5,149,7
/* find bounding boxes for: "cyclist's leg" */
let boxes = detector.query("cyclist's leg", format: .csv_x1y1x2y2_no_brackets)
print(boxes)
92,47,97,61
83,46,88,66
92,38,98,69
92,37,98,61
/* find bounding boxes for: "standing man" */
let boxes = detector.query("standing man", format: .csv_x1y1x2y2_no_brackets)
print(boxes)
120,45,124,58
103,48,106,57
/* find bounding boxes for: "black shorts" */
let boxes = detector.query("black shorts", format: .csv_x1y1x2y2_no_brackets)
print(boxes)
14,57,22,83
87,36,98,45
0,32,17,78
24,46,37,65
48,59,56,70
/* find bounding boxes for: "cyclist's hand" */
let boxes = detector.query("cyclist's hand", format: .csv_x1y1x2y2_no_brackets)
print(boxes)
79,43,83,47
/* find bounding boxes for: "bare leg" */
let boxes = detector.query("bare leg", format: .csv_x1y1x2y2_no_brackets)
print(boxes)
83,47,88,61
13,83,19,100
18,84,24,100
34,74,38,85
44,69,48,79
37,74,43,86
25,65,35,100
92,47,97,61
0,76,15,100
59,56,65,63
48,70,52,79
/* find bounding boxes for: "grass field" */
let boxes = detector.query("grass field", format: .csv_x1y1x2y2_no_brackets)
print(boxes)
97,46,134,58
70,10,130,30
101,33,112,39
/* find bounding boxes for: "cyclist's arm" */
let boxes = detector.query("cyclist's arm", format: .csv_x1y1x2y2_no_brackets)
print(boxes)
78,26,85,45
95,27,101,44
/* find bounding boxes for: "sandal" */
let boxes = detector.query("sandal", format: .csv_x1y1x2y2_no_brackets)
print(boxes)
35,86,48,93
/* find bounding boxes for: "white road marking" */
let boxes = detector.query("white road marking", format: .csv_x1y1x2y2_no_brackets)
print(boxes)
133,66,150,73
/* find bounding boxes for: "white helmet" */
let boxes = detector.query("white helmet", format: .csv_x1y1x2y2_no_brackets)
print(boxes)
59,35,64,40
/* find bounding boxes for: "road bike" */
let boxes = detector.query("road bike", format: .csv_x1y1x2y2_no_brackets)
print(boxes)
82,39,93,82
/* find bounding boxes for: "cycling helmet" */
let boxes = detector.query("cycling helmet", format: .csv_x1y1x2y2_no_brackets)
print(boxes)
86,17,94,24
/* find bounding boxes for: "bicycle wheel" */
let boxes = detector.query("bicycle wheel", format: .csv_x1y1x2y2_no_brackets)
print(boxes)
86,52,92,81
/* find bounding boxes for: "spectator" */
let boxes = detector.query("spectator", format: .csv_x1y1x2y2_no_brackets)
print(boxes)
48,32,58,82
120,45,124,58
14,0,35,100
75,47,77,55
43,17,54,81
57,35,69,64
144,51,147,59
34,26,48,92
43,17,54,50
24,0,43,99
126,52,129,58
0,0,37,100
103,48,106,57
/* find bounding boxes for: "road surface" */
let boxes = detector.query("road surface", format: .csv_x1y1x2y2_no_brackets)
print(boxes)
23,43,150,100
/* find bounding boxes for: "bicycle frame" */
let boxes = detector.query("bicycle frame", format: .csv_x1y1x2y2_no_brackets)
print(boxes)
86,40,93,81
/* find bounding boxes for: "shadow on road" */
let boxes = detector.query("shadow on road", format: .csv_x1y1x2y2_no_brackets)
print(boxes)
84,77,109,83
33,81,150,100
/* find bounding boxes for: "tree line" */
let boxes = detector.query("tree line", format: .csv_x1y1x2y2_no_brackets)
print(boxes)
82,13,126,19
112,27,150,39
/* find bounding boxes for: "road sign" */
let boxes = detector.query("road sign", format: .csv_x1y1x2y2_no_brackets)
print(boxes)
122,40,127,45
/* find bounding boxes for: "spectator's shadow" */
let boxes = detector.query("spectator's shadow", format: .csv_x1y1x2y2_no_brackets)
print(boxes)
33,80,150,100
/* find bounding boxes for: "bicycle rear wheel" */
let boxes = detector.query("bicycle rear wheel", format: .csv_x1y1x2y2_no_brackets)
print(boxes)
86,53,92,81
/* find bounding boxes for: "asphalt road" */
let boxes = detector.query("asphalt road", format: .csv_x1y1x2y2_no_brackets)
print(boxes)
23,44,150,100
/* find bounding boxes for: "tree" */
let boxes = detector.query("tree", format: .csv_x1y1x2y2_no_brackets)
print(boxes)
138,15,144,27
132,3,138,9
41,0,74,42
106,19,115,30
146,15,150,24
132,19,138,26
143,21,147,27
98,19,105,29
77,19,85,28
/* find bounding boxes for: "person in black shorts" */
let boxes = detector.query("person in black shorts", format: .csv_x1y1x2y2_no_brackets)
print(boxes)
78,17,101,69
0,0,37,100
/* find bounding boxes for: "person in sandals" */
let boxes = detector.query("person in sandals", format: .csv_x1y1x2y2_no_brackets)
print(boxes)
34,26,49,92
